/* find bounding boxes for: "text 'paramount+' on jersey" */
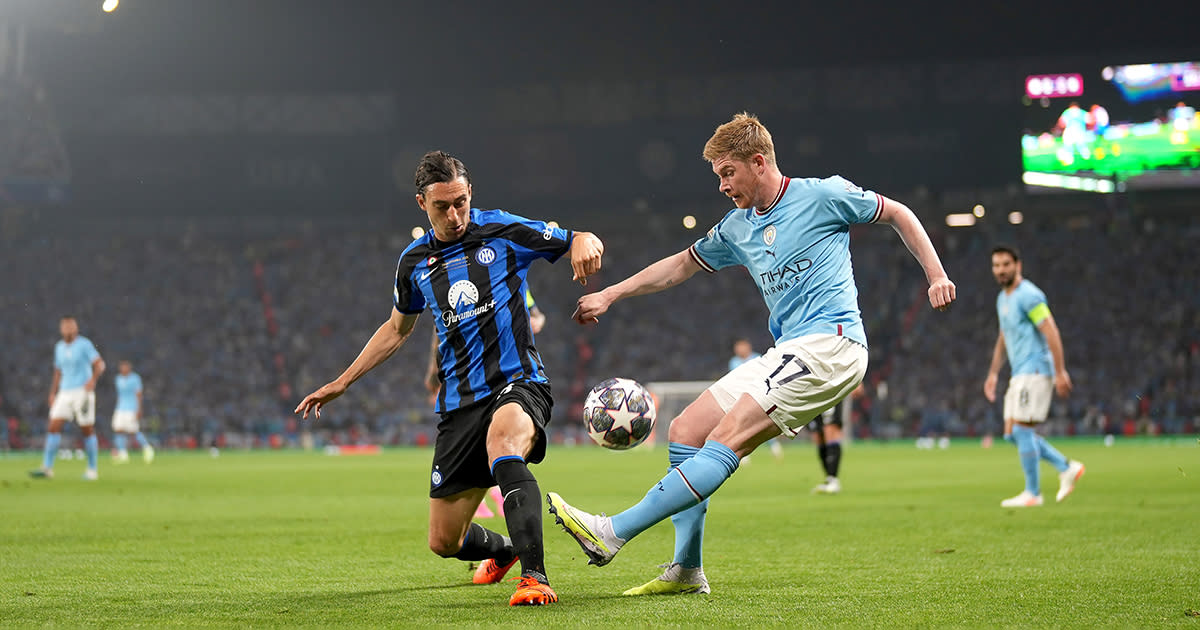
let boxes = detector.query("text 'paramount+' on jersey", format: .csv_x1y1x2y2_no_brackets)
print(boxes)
689,176,883,347
395,209,572,412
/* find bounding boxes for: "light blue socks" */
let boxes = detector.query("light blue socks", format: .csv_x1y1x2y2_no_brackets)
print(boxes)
84,435,98,470
667,443,708,569
42,433,61,470
611,440,739,542
1011,424,1040,495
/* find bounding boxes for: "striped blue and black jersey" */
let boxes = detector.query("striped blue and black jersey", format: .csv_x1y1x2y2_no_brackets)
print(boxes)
395,208,573,412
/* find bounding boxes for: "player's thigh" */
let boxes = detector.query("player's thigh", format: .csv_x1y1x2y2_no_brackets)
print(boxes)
49,389,81,423
706,394,782,458
667,390,726,446
112,410,138,433
428,487,489,555
486,402,537,461
484,381,552,466
1003,374,1053,423
715,335,866,439
76,392,97,433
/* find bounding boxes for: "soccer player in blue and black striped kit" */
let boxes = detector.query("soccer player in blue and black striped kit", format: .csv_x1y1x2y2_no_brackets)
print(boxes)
295,151,604,606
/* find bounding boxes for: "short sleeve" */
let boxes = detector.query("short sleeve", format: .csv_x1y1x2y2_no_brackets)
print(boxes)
823,176,884,226
133,375,143,392
1019,286,1051,325
83,339,100,362
689,221,740,273
480,210,573,263
393,258,426,314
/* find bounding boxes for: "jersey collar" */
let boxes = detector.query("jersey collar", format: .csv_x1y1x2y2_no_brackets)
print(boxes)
754,177,790,216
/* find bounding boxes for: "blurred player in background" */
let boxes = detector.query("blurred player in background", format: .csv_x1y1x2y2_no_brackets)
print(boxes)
112,360,154,464
548,113,955,595
1087,104,1109,137
727,338,759,372
1057,102,1089,157
425,288,546,520
296,151,604,606
31,316,105,480
985,245,1084,508
1170,101,1195,131
810,381,862,494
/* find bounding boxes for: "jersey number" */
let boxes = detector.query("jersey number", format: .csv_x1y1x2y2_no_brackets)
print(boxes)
764,354,811,395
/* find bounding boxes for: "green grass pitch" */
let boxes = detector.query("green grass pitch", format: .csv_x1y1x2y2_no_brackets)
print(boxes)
2,440,1198,628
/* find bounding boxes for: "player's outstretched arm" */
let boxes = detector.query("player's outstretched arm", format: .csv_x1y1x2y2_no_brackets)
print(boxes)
295,308,420,419
877,197,956,311
573,249,701,324
569,231,605,285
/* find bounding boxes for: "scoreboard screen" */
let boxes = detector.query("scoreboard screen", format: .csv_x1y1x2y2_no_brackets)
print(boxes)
1021,61,1200,192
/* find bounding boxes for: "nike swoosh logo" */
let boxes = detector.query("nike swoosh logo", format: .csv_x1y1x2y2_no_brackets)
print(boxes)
420,270,434,280
503,489,520,503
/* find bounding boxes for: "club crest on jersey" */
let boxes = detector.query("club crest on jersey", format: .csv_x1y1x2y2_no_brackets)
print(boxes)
763,225,777,246
475,246,497,266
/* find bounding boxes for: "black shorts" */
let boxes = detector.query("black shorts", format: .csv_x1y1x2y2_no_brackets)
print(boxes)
808,409,844,431
429,380,553,498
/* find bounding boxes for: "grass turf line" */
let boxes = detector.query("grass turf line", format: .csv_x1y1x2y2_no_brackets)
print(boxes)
1,441,1197,628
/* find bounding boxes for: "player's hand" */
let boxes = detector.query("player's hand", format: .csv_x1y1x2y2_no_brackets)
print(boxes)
294,380,347,420
572,291,611,325
983,373,998,403
569,232,604,286
84,380,96,393
928,277,956,311
1054,370,1073,398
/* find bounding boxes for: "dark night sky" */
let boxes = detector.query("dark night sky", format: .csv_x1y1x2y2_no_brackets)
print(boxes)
24,0,1200,92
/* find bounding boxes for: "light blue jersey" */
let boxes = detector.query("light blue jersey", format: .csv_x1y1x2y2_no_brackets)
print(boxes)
690,176,883,347
55,336,100,390
996,279,1054,376
728,352,761,372
115,373,143,412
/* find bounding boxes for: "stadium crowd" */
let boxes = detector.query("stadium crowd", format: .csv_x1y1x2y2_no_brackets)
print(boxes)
2,206,1197,451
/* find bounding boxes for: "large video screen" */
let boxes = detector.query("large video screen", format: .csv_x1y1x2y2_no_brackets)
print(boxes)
1021,61,1200,192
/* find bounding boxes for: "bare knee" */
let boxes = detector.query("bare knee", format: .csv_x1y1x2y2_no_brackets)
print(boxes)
668,415,705,446
428,532,463,558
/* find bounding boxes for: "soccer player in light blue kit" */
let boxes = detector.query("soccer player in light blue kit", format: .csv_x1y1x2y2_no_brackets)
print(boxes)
984,246,1084,507
112,360,154,464
548,113,956,594
31,316,106,480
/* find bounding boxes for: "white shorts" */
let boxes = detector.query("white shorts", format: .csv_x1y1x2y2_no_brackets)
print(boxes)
1003,373,1053,423
708,334,868,438
112,410,140,433
49,388,96,427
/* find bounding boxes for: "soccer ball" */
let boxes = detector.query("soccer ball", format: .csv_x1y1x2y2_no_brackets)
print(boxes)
583,377,657,450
